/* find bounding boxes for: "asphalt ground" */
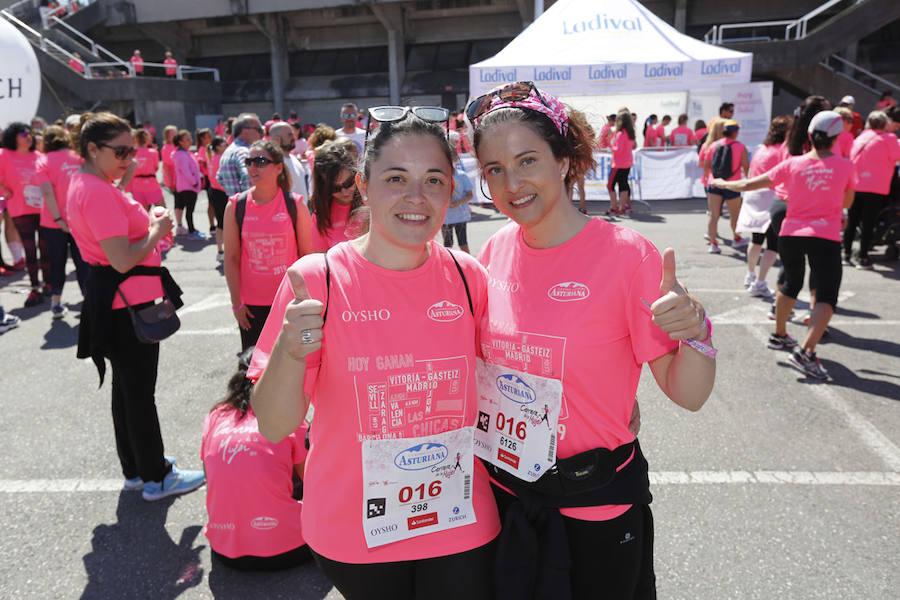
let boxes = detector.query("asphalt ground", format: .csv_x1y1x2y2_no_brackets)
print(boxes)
0,192,897,599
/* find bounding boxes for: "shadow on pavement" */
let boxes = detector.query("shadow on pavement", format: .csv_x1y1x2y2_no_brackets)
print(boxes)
208,556,334,600
41,318,79,349
817,359,900,402
80,491,205,599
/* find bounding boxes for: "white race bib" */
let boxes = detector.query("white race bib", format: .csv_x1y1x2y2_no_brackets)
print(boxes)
23,185,43,209
361,427,476,548
474,358,562,482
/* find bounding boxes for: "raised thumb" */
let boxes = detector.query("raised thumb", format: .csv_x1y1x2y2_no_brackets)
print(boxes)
660,247,678,295
287,267,311,302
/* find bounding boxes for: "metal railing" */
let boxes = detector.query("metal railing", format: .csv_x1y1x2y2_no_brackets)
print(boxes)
48,15,128,69
820,54,900,95
705,0,863,45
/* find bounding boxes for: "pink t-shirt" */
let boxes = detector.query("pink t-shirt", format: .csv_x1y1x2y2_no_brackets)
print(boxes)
711,138,746,181
161,144,176,188
643,126,659,148
693,128,707,143
748,144,783,182
128,147,161,193
310,202,351,252
164,57,177,76
173,149,201,193
37,149,82,229
195,148,209,177
837,130,854,158
248,242,501,563
773,142,791,200
0,150,44,217
478,219,678,522
611,131,634,169
698,143,713,186
67,172,164,308
655,124,667,146
209,153,225,191
669,126,694,147
766,154,857,242
231,189,310,306
851,129,900,195
201,406,308,558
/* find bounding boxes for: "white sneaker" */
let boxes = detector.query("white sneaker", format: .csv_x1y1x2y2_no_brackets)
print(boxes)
749,280,774,298
215,251,225,263
708,243,721,254
743,272,757,288
732,236,749,249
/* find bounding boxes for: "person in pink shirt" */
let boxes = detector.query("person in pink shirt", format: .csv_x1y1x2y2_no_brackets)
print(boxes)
656,114,671,147
130,49,143,75
833,107,855,158
207,137,229,261
36,126,86,318
704,119,749,253
215,118,225,137
309,142,360,252
128,129,164,208
202,347,311,571
163,51,178,77
249,109,499,599
195,128,216,235
172,130,204,239
0,122,49,306
468,81,715,598
693,119,707,144
160,125,177,192
668,114,694,147
67,112,205,500
224,140,313,351
642,114,659,148
875,91,895,111
713,111,856,379
69,52,85,74
597,114,615,149
843,110,900,269
607,109,635,216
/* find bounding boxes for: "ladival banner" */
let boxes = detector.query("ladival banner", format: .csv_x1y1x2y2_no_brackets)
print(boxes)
469,0,752,97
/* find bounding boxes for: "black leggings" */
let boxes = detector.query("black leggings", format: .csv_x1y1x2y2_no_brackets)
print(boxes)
751,220,778,250
11,214,48,288
41,226,88,296
843,191,887,259
313,540,496,600
174,190,198,232
240,304,271,352
777,236,842,307
212,545,312,572
208,188,228,229
608,167,631,194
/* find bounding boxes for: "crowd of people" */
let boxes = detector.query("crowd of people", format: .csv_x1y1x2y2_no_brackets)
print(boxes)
0,79,896,597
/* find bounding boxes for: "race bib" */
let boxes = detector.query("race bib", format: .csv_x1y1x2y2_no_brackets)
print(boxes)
362,427,476,548
23,185,43,209
474,358,562,482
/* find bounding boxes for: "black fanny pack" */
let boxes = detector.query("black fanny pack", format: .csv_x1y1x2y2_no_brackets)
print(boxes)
116,289,181,344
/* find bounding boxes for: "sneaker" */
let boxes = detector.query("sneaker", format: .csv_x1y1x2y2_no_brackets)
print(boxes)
175,225,189,236
708,243,721,254
215,251,225,263
124,456,176,490
703,233,711,241
51,303,68,319
9,259,26,271
842,254,854,266
732,235,749,249
788,347,828,380
24,289,44,307
0,313,21,334
767,332,798,350
141,465,203,501
743,271,757,288
768,304,795,321
802,313,810,326
749,280,774,298
856,257,874,270
578,207,588,215
188,231,208,241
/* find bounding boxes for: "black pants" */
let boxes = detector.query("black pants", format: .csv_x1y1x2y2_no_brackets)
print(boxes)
41,226,88,296
109,304,170,482
11,214,49,288
240,304,271,352
777,236,842,307
313,540,496,600
212,545,312,572
441,222,468,248
608,167,631,193
174,190,198,232
208,188,228,229
843,191,887,259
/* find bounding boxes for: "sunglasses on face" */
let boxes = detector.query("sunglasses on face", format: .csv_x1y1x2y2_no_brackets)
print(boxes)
364,106,450,146
465,81,548,123
19,130,33,137
342,113,358,120
100,143,137,160
335,175,356,190
244,156,275,168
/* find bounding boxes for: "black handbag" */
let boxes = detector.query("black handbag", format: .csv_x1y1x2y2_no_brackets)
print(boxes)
116,289,181,343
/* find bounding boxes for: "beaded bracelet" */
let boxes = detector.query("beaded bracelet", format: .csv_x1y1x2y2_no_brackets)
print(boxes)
682,317,717,359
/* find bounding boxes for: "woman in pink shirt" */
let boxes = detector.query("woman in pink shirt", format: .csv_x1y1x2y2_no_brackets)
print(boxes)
309,141,361,252
202,347,311,571
163,51,178,77
128,129,163,208
172,130,204,239
195,127,216,235
713,111,856,380
67,112,205,500
207,137,229,261
36,125,87,318
833,107,855,158
468,81,716,598
642,114,658,148
224,140,313,351
843,110,900,269
0,122,49,306
693,120,707,144
607,110,635,216
249,109,500,599
160,125,177,192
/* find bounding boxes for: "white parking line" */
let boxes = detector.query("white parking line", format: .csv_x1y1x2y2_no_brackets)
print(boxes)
1,471,896,493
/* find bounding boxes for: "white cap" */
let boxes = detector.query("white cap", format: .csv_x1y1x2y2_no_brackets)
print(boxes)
808,110,844,137
840,95,855,105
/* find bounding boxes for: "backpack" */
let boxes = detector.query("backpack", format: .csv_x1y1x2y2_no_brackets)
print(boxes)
234,189,300,257
711,140,737,179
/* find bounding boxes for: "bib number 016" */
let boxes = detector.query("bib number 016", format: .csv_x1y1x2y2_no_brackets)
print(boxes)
496,412,527,440
398,480,442,503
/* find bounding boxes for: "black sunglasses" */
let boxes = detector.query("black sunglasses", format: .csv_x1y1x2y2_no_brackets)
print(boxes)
335,174,356,190
100,143,137,160
365,106,450,146
465,80,548,123
244,156,276,168
19,129,33,137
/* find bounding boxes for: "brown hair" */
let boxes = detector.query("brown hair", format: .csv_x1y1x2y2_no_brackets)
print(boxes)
763,115,793,146
163,125,177,144
72,112,132,160
174,129,192,146
308,123,336,150
41,125,72,153
312,142,361,234
249,139,292,198
196,127,212,161
133,128,151,146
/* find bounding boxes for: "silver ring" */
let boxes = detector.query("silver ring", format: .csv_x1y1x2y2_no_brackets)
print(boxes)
301,329,314,345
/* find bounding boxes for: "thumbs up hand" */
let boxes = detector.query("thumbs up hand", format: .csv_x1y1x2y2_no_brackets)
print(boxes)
650,248,708,341
278,266,325,361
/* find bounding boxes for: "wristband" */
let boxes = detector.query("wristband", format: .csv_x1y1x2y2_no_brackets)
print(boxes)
682,317,717,358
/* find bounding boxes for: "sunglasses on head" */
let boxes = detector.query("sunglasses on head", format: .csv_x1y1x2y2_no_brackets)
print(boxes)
244,156,275,168
364,106,450,146
465,81,547,123
100,143,137,160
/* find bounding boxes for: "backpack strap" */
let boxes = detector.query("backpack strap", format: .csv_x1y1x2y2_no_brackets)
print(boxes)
234,190,250,242
285,191,300,258
445,248,474,316
322,251,331,324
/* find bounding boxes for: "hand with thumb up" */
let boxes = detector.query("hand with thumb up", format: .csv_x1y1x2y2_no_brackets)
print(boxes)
650,248,708,341
277,266,325,361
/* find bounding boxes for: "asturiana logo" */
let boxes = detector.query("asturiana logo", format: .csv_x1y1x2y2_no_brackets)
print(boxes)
701,59,742,76
496,374,536,404
644,62,684,79
589,64,627,81
394,443,449,471
427,300,464,322
479,68,517,84
563,13,642,34
548,282,590,302
250,516,279,530
533,66,572,83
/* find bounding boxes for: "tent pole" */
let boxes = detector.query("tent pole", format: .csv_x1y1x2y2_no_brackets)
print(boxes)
534,0,543,19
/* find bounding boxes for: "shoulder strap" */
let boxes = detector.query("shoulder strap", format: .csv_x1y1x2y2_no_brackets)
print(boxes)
322,251,331,324
445,248,474,316
234,190,249,241
284,191,300,257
